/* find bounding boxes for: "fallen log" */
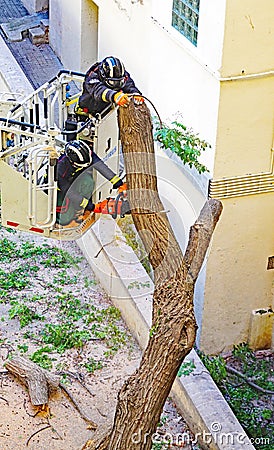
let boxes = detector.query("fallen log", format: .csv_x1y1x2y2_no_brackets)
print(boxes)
5,355,97,429
5,355,60,405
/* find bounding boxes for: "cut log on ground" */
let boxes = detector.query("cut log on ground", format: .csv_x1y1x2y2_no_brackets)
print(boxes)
5,355,97,429
5,355,60,406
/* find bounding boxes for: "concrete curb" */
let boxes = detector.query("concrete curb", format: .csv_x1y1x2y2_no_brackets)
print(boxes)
77,217,255,450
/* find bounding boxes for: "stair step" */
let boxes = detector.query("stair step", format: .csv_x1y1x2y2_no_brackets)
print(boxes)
40,18,49,32
0,11,48,42
29,26,48,45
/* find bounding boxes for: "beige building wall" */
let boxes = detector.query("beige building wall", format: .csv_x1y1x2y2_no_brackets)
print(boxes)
199,0,274,353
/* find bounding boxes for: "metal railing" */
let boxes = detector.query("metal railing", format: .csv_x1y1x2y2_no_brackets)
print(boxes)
0,72,119,234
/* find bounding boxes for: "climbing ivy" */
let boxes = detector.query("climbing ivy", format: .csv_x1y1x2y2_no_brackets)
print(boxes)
154,120,210,174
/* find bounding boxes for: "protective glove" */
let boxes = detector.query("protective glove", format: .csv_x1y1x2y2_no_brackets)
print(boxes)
114,92,130,107
133,94,144,105
110,175,123,189
85,199,95,211
93,199,108,214
118,182,127,193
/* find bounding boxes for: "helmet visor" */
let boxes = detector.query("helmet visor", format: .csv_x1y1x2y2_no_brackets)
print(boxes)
106,77,126,89
72,161,91,168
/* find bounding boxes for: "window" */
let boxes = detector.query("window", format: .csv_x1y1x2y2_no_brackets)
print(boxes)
172,0,200,46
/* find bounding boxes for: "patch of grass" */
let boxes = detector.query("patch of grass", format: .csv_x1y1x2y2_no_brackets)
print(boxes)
0,262,40,301
40,247,81,268
53,270,78,285
0,268,30,292
57,293,88,321
18,241,50,259
83,357,103,373
9,301,44,328
83,276,97,288
41,323,91,353
85,306,128,352
0,238,17,261
30,346,54,370
17,344,28,353
0,237,81,268
199,344,274,449
29,294,47,303
0,231,130,381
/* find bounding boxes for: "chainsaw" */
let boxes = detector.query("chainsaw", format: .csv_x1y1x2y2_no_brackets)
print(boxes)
94,191,131,219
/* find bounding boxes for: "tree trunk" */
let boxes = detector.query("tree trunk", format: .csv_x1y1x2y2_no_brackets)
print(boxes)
88,102,222,450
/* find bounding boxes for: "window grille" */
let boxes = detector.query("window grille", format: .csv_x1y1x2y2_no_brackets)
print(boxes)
172,0,200,46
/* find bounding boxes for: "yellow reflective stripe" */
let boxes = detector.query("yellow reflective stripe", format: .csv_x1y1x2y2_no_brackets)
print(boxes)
80,198,89,208
110,175,120,185
102,89,111,102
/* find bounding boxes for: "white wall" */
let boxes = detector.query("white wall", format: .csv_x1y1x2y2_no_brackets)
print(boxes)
49,0,98,72
89,0,227,173
21,0,48,14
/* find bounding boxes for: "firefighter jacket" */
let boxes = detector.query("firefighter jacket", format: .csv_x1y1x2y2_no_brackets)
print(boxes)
57,150,116,208
79,62,142,115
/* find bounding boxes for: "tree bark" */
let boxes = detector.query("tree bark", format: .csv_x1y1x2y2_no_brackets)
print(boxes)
87,102,222,450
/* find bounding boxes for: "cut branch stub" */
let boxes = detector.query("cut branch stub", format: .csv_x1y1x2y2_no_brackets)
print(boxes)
184,199,223,281
5,356,60,406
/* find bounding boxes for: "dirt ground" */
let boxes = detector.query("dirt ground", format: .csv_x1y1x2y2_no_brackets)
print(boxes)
0,226,198,450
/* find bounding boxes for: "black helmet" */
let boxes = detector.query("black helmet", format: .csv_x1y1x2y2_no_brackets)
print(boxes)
65,140,92,168
98,56,126,89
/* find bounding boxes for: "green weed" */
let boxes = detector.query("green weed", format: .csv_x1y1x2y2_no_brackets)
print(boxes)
128,280,151,290
30,346,54,370
199,344,274,449
57,292,87,321
178,360,196,377
84,276,97,288
0,268,30,292
40,246,81,268
9,301,44,328
17,344,28,353
41,323,91,353
53,270,78,285
0,238,17,261
83,357,103,373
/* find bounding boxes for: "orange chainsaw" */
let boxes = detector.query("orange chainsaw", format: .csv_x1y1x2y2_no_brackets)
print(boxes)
94,191,131,219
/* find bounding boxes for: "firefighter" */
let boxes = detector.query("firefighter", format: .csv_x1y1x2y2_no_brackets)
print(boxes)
77,56,144,116
56,140,124,226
